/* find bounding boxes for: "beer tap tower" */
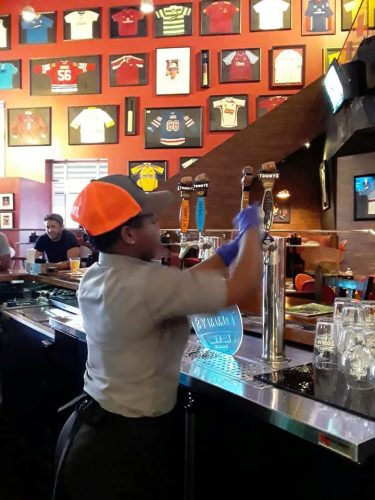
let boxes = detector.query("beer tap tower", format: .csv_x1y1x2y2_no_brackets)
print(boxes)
258,162,288,364
193,173,210,259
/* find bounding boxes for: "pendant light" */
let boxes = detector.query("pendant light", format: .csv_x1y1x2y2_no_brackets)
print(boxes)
21,6,37,22
140,0,154,14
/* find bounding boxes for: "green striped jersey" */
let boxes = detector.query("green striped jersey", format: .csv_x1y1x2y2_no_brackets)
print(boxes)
156,4,191,36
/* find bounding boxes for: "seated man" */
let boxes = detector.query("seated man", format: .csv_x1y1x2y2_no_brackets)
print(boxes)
34,213,80,270
0,232,11,271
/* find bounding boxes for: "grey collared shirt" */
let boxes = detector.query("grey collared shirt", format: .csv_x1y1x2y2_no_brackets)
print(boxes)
78,253,227,418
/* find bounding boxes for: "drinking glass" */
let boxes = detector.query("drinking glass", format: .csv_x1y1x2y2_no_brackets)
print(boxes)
340,326,375,390
69,258,80,273
313,317,338,370
362,300,375,326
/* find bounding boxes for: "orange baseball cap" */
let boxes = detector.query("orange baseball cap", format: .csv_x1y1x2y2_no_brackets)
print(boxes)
71,174,174,236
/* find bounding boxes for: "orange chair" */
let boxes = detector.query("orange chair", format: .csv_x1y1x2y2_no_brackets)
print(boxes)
295,273,314,291
338,239,348,252
301,280,316,292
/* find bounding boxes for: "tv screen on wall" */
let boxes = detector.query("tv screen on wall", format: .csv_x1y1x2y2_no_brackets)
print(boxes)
354,174,375,220
322,59,346,114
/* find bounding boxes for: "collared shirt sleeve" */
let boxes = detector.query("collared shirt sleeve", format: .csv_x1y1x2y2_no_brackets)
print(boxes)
143,266,227,322
0,233,10,256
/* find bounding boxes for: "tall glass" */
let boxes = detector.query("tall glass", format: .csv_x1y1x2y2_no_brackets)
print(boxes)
69,258,80,273
340,326,375,390
313,317,338,370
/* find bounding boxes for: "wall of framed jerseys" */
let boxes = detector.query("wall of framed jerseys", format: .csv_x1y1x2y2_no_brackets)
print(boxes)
0,0,365,187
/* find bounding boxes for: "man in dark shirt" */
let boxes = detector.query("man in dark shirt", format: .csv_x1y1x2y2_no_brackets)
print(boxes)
35,213,80,269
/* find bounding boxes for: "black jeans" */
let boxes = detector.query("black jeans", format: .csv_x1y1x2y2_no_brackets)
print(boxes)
53,396,184,500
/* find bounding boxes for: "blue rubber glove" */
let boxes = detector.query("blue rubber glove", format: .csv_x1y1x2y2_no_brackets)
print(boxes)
216,235,240,267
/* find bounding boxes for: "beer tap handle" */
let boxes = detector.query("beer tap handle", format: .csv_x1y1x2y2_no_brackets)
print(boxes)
194,173,209,236
258,161,279,233
240,166,254,210
177,176,194,236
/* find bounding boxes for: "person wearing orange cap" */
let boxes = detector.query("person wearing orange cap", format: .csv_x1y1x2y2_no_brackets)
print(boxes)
53,174,262,500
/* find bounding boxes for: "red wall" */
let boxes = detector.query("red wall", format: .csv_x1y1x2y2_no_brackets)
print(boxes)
1,0,346,182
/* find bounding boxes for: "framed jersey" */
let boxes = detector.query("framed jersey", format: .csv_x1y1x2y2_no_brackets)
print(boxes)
209,94,248,131
128,161,168,192
144,107,202,148
64,8,101,41
154,3,193,37
19,11,56,45
156,47,190,95
68,105,118,145
110,5,147,38
0,15,11,51
269,45,305,89
220,48,261,82
256,95,290,119
30,55,101,96
109,53,148,86
200,0,241,35
250,0,291,31
0,59,21,90
322,47,341,73
8,107,51,147
302,0,335,35
341,0,362,31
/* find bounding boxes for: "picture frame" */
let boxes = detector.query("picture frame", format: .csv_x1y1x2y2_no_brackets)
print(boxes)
154,3,192,37
68,105,118,145
63,8,101,41
144,107,202,149
322,47,341,73
341,0,357,31
220,48,260,83
0,59,21,90
110,5,147,38
302,0,335,35
19,11,56,44
0,194,13,210
128,161,168,192
8,107,51,147
125,97,138,136
156,47,190,95
273,204,290,223
209,95,248,132
354,173,375,221
180,157,200,169
109,53,148,87
319,161,330,211
269,45,305,89
200,0,241,35
0,15,11,50
0,212,13,229
250,0,291,31
200,50,210,88
256,95,289,119
30,55,101,96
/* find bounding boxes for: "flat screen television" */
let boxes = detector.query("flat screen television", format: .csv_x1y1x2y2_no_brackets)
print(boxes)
354,174,375,220
322,58,346,113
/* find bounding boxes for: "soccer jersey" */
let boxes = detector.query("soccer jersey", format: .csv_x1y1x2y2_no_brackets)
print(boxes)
112,8,143,36
258,96,288,117
130,163,165,192
70,107,115,143
274,50,302,84
203,1,238,34
33,60,96,93
253,0,289,30
343,0,361,22
111,55,144,85
0,63,18,89
0,19,7,48
155,5,192,35
222,50,259,81
304,0,333,32
64,10,99,40
148,110,196,146
21,14,54,44
213,97,246,128
10,111,48,144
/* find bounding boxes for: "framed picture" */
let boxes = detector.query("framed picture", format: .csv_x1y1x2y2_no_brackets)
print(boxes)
145,107,202,149
209,95,248,132
200,0,241,35
322,47,341,73
250,0,291,31
256,95,289,119
270,45,305,89
220,48,260,83
0,212,13,229
109,53,148,86
156,47,190,95
110,5,147,38
19,11,56,44
180,157,200,169
0,59,21,90
370,0,375,29
154,3,192,37
0,15,11,50
319,161,330,211
128,161,168,192
68,105,118,145
354,173,375,220
302,0,335,35
341,0,358,31
200,50,210,88
125,97,138,136
273,204,290,223
64,8,101,40
8,107,51,147
30,55,101,96
0,194,13,210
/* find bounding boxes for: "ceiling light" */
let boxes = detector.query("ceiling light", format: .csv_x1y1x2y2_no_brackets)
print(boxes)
22,6,36,22
276,189,291,200
140,0,154,14
304,141,311,149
